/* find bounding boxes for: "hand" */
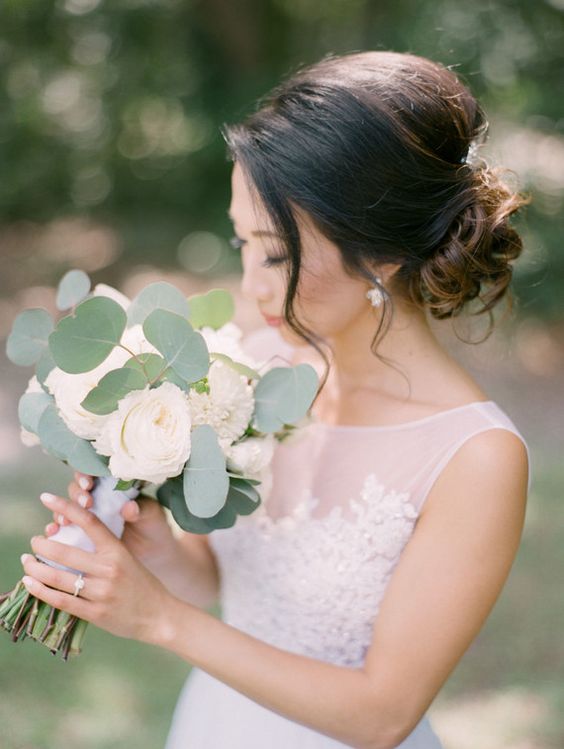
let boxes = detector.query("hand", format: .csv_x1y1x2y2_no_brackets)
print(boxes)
45,471,179,567
21,491,178,645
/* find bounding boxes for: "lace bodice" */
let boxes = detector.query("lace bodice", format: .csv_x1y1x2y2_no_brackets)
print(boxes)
208,327,532,669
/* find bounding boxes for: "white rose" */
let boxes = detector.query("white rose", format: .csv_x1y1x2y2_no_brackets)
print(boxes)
120,324,160,357
25,375,44,394
188,359,254,445
20,426,40,447
92,381,192,483
92,283,131,310
44,344,131,441
200,322,260,369
19,375,46,447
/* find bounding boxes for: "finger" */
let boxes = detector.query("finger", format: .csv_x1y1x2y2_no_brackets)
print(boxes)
21,553,96,602
29,533,107,577
39,492,117,550
21,570,88,619
68,481,92,509
74,472,93,491
45,522,59,536
121,500,140,522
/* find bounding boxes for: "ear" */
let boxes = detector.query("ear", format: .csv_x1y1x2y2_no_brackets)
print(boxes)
374,262,403,285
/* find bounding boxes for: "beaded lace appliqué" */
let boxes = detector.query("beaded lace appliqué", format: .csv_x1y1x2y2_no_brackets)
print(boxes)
209,473,419,667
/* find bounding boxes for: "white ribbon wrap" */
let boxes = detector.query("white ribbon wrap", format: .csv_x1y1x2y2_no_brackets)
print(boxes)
35,475,140,576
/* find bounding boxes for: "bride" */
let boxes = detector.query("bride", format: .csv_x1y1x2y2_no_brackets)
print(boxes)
32,50,531,748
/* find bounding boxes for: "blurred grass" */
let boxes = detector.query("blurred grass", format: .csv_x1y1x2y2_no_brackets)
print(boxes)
429,445,564,748
0,453,215,749
1,446,562,747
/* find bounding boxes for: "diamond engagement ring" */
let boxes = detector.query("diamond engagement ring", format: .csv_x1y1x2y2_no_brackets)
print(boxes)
73,572,85,597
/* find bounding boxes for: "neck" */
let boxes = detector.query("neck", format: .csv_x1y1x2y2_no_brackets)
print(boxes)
323,301,448,401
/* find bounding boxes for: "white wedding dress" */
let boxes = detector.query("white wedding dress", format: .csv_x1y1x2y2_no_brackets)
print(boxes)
164,326,532,749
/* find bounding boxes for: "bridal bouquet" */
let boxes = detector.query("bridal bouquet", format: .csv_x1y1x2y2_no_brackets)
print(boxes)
0,269,318,660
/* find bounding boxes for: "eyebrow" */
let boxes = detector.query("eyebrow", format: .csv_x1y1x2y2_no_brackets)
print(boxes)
227,210,279,238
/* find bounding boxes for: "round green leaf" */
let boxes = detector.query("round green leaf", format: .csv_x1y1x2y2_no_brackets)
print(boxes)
56,269,91,311
37,404,111,476
123,353,166,382
81,367,148,415
36,348,56,385
187,288,234,329
143,309,209,383
127,281,190,327
211,352,261,380
253,363,319,432
18,391,53,434
48,296,127,374
183,424,229,518
6,308,54,366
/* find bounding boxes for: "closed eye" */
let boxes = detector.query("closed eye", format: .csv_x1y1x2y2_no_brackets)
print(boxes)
228,235,288,268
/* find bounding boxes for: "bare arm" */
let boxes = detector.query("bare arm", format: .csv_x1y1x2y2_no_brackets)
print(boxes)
147,429,529,749
144,532,220,611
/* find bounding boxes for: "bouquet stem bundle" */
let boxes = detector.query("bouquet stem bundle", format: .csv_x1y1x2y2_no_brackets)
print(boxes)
0,475,140,660
0,578,88,659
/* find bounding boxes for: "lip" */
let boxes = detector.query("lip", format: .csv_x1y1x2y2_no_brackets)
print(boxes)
261,312,283,326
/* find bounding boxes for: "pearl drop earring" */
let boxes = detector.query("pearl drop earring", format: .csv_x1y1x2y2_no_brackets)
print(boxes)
366,275,385,307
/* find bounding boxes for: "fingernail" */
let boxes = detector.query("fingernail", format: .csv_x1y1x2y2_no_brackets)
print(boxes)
79,477,90,489
40,492,55,504
22,576,34,588
57,513,65,525
79,493,89,508
131,502,140,516
20,553,31,564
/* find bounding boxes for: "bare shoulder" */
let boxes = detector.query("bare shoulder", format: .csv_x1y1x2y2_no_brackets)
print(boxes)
420,426,530,524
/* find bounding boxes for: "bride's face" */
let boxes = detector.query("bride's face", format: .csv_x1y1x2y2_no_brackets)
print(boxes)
228,160,384,348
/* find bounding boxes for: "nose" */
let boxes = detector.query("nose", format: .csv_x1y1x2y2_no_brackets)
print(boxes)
239,260,276,306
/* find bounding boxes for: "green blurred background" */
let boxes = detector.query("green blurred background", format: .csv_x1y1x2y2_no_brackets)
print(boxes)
1,1,563,747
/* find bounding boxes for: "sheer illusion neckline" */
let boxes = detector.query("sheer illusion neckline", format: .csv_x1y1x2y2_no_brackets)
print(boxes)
310,400,496,432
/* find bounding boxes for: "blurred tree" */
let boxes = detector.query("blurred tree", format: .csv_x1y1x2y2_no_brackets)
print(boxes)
0,0,562,320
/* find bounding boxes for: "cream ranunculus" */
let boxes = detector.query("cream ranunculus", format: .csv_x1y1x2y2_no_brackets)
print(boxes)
224,433,276,476
92,381,192,483
188,359,255,446
224,434,276,505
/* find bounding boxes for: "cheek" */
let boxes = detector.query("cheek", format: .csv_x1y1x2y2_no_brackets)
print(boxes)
294,261,366,331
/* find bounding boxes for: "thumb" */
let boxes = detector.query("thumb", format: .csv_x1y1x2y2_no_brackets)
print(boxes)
121,499,140,522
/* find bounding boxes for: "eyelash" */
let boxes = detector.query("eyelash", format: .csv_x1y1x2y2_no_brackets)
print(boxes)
229,235,288,268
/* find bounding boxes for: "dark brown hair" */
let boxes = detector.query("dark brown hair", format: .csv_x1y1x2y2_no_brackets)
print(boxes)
221,50,532,395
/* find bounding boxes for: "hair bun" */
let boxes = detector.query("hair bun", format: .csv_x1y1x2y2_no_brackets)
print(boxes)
417,162,532,321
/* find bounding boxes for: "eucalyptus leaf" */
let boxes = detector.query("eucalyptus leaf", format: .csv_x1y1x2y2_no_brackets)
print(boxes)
160,367,190,391
48,296,127,374
210,352,261,380
143,309,209,383
252,363,319,432
36,347,56,385
6,308,54,366
183,424,229,518
187,288,234,329
81,367,148,415
18,391,53,434
37,404,111,476
127,281,190,327
123,353,167,382
157,474,261,534
56,269,91,311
